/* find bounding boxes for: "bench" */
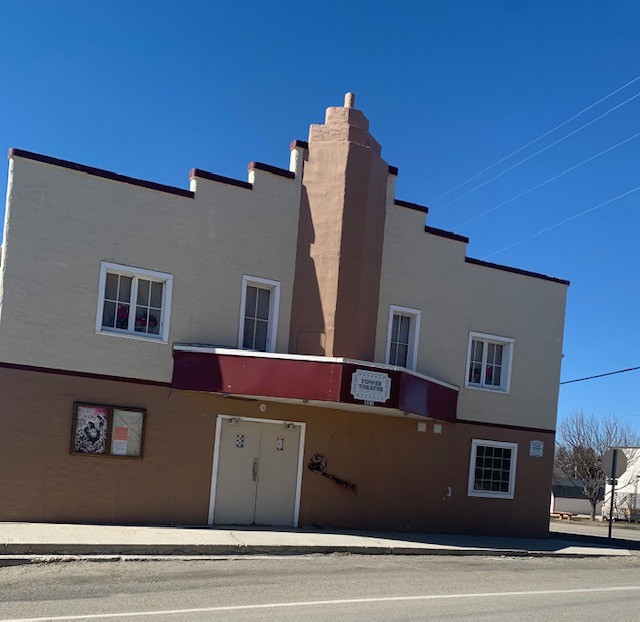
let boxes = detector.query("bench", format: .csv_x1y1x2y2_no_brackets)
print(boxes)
551,512,574,521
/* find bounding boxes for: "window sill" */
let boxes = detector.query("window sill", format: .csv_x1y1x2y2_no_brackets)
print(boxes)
464,383,510,395
468,490,514,500
96,329,168,345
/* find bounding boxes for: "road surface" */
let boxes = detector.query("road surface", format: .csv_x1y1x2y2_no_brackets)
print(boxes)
1,554,640,621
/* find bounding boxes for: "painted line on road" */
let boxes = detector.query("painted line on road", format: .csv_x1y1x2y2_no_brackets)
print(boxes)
3,585,640,621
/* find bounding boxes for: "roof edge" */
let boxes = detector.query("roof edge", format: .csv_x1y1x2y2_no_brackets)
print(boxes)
8,148,194,198
189,168,252,190
248,161,295,179
424,225,469,243
465,257,570,286
395,199,428,214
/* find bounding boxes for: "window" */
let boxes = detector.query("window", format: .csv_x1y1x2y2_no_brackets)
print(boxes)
71,403,146,458
96,262,173,342
238,275,280,353
465,332,514,393
468,439,517,499
386,305,421,370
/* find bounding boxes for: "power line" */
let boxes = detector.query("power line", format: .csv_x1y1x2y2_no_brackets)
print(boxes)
561,366,640,385
453,130,640,229
428,72,640,205
431,90,640,213
482,184,640,259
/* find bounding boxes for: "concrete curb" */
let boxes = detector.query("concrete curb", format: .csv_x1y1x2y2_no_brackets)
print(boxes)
0,543,631,562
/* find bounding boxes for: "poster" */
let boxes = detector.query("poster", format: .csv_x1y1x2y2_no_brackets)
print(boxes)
110,409,144,456
74,405,109,454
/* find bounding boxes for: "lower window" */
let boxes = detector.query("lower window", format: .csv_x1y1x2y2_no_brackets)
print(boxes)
467,439,517,499
71,403,146,458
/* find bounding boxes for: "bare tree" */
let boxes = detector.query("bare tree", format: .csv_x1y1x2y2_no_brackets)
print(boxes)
554,410,640,520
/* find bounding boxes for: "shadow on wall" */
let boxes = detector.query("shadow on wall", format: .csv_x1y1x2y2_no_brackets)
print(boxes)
289,182,328,356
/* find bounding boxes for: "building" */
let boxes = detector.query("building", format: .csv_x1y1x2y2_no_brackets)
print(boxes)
0,94,569,537
550,478,603,517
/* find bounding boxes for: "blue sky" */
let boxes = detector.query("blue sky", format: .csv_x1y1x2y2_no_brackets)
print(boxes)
1,1,638,430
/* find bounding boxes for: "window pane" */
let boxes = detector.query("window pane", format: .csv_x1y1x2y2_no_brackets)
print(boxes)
243,318,255,349
469,362,482,384
487,342,495,363
255,320,268,351
134,306,149,333
148,308,161,335
116,303,129,329
398,315,410,345
397,344,408,367
137,279,150,305
492,365,502,386
472,340,483,364
389,342,398,365
474,445,513,494
150,282,163,308
495,344,503,365
102,301,116,328
245,286,257,319
118,276,132,303
391,314,399,342
104,273,118,301
256,288,271,320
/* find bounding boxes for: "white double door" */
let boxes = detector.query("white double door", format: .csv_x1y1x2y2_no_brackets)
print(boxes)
211,417,303,526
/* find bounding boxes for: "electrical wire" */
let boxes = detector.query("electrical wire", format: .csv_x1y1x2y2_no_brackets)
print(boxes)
561,366,640,385
482,184,640,259
453,130,640,228
429,72,640,205
431,90,640,213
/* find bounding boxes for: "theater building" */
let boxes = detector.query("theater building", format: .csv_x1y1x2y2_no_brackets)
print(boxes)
0,94,568,536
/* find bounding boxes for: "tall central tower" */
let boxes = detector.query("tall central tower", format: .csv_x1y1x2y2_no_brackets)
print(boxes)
289,93,392,360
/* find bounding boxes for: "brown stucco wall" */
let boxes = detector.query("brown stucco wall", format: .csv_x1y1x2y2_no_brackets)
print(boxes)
0,366,554,536
289,103,389,361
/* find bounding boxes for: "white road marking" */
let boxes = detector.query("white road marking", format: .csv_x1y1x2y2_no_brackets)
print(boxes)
3,585,640,621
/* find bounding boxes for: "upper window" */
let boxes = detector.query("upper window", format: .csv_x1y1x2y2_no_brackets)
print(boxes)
465,332,514,393
96,262,173,342
238,275,280,353
468,439,518,499
386,305,421,370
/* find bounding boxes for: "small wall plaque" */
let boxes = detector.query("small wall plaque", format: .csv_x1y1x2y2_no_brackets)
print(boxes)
530,440,544,457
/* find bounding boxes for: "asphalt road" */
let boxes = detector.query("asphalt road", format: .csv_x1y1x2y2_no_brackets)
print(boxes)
1,554,640,621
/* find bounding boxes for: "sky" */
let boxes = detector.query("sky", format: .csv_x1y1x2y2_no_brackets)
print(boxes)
1,1,638,431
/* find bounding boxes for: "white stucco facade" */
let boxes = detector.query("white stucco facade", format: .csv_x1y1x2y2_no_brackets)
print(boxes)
375,200,568,430
0,154,301,382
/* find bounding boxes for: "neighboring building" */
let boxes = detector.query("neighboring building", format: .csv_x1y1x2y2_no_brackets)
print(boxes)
550,478,603,517
0,94,569,537
603,448,640,521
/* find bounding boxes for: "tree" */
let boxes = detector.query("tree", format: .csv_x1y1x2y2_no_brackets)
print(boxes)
554,410,640,520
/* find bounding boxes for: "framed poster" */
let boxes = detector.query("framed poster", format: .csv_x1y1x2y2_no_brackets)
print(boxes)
73,405,109,454
111,409,144,457
71,403,146,459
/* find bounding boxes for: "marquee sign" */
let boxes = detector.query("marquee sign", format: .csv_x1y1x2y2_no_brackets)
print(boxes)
350,369,391,404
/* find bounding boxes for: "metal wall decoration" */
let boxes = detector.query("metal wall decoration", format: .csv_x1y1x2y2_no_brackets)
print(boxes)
308,453,358,495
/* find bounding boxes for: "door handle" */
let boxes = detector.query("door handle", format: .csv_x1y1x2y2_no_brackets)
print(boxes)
252,458,259,482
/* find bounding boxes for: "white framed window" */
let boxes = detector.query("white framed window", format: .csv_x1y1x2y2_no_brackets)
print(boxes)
238,275,280,353
95,262,173,343
385,305,421,370
465,331,514,393
468,439,518,499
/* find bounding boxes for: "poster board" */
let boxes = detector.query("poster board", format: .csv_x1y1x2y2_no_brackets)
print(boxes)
71,403,146,459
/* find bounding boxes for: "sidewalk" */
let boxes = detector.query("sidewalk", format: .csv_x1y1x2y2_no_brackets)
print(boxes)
0,522,635,562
